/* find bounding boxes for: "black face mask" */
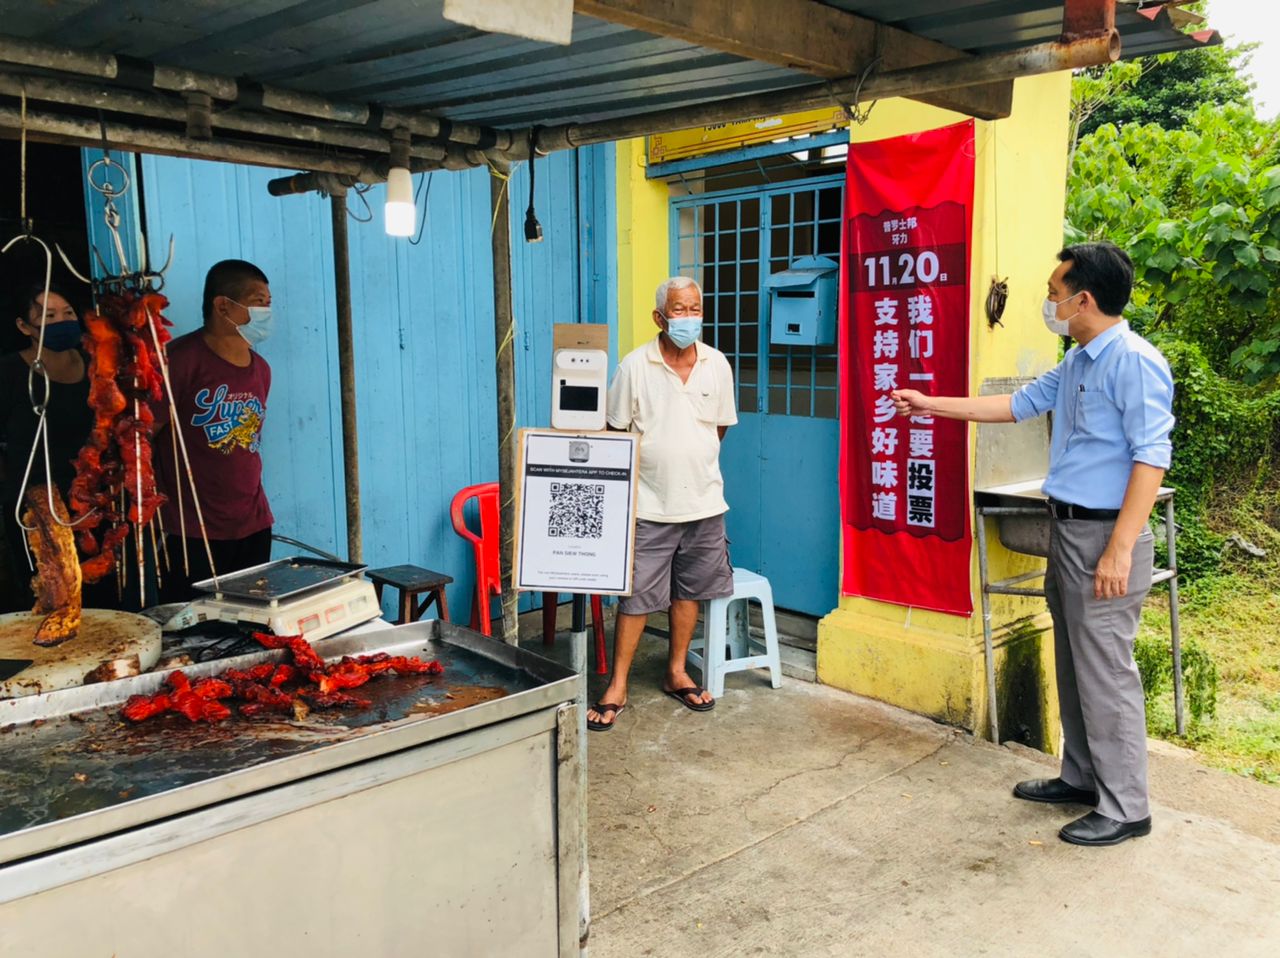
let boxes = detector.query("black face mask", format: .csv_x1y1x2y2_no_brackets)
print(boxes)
32,321,82,352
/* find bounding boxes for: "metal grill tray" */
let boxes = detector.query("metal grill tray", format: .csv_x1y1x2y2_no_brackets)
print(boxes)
0,620,577,868
192,556,367,601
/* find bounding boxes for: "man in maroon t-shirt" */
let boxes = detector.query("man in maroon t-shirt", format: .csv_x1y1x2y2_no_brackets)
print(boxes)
155,260,274,602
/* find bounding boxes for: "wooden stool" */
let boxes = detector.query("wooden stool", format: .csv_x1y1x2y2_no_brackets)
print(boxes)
366,565,453,625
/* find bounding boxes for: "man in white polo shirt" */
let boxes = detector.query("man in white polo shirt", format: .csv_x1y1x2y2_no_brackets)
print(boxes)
586,276,738,732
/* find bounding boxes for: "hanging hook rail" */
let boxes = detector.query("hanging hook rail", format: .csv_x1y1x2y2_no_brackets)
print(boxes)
2,92,94,540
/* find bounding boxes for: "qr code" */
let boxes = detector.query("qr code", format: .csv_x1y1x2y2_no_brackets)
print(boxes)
548,482,605,539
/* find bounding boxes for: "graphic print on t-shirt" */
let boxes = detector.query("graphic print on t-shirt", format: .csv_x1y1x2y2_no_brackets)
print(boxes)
191,383,265,453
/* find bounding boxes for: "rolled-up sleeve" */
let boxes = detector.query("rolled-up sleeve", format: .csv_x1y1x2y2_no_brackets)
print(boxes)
606,361,633,430
1009,364,1062,423
1117,350,1175,469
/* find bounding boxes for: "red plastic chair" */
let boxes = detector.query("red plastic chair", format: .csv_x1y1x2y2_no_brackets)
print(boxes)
450,482,608,674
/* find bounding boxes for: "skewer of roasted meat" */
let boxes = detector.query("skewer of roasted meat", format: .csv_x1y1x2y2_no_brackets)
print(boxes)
70,289,172,584
21,485,82,646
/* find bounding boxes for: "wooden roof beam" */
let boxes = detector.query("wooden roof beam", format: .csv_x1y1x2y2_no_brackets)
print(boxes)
574,0,1015,120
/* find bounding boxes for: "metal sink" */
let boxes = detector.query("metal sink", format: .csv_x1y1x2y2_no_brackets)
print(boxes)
973,479,1051,558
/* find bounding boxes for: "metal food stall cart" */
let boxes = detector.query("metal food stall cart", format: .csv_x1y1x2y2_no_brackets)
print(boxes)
0,619,583,957
0,6,1216,957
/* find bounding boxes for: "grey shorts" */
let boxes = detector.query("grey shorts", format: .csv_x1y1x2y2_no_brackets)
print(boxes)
619,514,735,616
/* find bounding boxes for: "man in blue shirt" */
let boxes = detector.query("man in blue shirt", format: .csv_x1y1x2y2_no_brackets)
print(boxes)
891,242,1174,847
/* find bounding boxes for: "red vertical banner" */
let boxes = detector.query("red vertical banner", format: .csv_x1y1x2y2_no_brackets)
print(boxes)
839,120,974,615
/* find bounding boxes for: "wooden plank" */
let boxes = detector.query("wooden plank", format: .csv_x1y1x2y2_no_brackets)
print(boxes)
574,0,1014,119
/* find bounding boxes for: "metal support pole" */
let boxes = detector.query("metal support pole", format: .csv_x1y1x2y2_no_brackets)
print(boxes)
571,593,588,754
1165,495,1185,735
329,190,363,563
489,164,520,645
0,35,515,152
0,73,450,165
0,103,370,176
568,591,589,953
974,508,1001,744
555,700,590,956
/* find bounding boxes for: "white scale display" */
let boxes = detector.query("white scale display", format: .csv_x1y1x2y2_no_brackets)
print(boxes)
165,558,381,642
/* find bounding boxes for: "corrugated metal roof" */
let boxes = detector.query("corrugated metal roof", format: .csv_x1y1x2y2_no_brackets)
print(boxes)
2,1,1215,129
826,1,1212,55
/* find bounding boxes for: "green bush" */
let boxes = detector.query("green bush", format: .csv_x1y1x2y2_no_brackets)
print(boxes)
1135,631,1218,726
1150,339,1280,580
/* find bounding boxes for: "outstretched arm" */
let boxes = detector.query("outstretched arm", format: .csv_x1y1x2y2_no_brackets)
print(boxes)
891,389,1014,423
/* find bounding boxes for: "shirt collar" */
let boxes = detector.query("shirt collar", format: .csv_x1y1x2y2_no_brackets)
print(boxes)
1080,320,1128,360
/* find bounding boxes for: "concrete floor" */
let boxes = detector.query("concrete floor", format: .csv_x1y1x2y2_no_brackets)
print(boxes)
525,621,1280,958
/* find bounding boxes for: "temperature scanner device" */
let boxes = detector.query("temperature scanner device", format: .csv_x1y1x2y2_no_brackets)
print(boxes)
551,348,608,431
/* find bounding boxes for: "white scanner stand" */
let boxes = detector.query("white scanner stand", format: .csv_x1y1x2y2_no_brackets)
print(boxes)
550,348,608,432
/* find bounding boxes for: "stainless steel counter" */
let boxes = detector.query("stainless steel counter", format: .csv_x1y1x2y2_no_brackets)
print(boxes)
0,620,586,957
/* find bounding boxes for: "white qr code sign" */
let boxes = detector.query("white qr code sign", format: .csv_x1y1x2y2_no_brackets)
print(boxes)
515,429,640,595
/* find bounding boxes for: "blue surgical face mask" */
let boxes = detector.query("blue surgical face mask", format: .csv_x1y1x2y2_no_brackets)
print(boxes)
664,316,701,349
35,320,82,353
229,300,273,347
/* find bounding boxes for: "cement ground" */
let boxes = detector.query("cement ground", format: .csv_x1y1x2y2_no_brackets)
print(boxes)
523,619,1280,958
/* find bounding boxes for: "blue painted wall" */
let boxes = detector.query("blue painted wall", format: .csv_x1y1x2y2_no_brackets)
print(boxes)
130,145,615,619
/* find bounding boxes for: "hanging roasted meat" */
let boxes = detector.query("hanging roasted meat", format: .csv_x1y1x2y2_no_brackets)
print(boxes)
70,289,172,583
21,485,83,646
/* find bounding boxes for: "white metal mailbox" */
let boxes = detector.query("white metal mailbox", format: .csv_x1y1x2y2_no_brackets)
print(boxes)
767,255,839,346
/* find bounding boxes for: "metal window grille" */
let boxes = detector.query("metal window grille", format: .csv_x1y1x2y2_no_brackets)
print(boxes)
670,176,844,418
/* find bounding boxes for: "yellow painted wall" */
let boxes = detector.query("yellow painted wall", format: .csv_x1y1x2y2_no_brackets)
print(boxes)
822,72,1071,746
614,138,670,357
614,72,1073,747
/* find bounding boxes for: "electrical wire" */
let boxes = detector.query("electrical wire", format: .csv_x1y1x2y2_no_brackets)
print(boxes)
524,128,543,242
407,171,434,246
346,183,374,223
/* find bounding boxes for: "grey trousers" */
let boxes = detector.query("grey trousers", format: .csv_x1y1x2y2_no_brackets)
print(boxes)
1044,518,1155,823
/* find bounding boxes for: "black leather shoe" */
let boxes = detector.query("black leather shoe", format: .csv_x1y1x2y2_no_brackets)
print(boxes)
1059,811,1152,846
1013,777,1099,805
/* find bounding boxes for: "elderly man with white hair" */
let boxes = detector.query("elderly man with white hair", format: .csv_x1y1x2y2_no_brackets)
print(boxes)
587,276,738,732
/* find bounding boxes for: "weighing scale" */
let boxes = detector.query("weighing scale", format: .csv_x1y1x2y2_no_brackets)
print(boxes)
164,557,381,641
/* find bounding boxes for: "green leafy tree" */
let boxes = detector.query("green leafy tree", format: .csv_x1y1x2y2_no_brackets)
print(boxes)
1067,103,1280,383
1069,59,1145,159
1078,45,1254,138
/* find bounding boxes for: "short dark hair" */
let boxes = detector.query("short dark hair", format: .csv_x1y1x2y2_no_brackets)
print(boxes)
20,282,79,323
202,259,269,324
1056,242,1133,317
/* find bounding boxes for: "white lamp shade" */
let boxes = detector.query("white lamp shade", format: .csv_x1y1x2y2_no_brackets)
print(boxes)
385,167,416,237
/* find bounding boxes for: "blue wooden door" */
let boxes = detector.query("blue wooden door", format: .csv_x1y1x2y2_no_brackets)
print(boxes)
671,178,843,616
127,146,613,618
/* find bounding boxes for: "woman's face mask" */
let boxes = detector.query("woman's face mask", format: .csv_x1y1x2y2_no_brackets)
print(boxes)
22,293,81,352
32,320,82,352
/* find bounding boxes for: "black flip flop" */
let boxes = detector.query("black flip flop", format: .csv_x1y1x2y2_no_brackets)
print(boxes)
664,686,715,712
587,702,625,732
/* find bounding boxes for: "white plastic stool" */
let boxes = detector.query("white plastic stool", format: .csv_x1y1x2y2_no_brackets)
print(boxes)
687,568,783,698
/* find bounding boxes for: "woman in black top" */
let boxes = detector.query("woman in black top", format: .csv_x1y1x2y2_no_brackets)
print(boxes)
0,283,117,612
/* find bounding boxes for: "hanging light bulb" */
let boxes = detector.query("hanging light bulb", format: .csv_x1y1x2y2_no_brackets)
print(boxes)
384,128,415,237
385,167,415,237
